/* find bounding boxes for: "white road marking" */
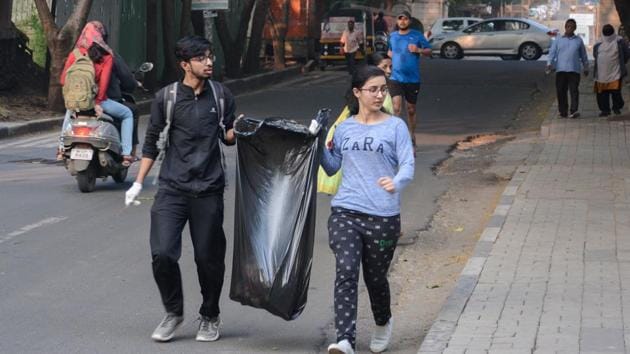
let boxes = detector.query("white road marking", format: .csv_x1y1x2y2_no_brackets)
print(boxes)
0,216,67,245
0,132,58,149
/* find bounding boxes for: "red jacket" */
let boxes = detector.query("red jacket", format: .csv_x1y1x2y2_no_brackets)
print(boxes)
60,47,113,104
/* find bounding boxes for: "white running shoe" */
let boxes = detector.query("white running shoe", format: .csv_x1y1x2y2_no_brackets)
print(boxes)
151,313,183,342
196,315,221,342
327,339,355,354
369,317,393,353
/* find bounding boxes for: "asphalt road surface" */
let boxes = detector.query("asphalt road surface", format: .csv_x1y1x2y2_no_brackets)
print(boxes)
0,58,550,353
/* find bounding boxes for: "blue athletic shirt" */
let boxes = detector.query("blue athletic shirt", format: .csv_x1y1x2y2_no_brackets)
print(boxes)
388,29,430,83
320,115,415,217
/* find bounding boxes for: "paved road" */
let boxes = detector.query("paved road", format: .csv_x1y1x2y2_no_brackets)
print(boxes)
0,59,549,353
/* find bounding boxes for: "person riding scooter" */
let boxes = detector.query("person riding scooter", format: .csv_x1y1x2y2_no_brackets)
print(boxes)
57,21,134,167
107,52,141,159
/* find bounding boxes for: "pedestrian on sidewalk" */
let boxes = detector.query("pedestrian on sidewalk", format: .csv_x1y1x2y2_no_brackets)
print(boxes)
546,18,589,119
387,10,431,149
593,24,630,117
124,36,237,343
340,20,363,75
320,66,415,354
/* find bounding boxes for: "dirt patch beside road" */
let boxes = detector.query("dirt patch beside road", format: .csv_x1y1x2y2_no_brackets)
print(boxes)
387,144,507,353
0,94,58,122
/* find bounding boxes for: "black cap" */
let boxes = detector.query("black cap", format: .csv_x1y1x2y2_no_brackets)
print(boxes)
397,10,411,19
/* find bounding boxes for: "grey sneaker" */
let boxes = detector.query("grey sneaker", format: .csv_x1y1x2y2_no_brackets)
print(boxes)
151,313,183,342
196,315,221,342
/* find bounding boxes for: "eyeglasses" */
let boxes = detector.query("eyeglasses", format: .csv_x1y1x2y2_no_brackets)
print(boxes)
190,54,215,63
359,86,388,95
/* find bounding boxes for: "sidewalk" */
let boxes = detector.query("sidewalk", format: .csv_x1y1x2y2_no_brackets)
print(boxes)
419,80,630,354
0,64,305,139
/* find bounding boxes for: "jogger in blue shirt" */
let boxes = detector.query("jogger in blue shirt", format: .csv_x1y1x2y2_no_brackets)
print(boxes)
387,10,431,148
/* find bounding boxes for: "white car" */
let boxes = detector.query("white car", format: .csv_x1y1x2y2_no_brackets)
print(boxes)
426,17,482,39
430,18,557,61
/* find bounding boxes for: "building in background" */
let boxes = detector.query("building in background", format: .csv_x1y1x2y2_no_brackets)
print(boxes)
410,0,449,35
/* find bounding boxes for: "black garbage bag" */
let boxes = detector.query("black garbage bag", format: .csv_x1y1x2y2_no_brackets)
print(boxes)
230,110,329,321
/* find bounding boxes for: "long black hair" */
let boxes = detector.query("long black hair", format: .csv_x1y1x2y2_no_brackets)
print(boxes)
346,65,386,115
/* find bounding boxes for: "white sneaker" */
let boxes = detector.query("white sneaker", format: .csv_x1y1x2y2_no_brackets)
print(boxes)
196,315,221,342
327,339,354,354
151,313,183,342
369,317,393,353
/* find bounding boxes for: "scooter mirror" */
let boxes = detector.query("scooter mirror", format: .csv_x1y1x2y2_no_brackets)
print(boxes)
138,62,154,73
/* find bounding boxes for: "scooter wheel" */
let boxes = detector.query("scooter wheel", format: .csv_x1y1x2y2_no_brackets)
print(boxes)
77,166,96,192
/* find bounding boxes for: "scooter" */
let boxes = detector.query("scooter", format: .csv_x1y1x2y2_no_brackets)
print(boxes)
60,62,153,193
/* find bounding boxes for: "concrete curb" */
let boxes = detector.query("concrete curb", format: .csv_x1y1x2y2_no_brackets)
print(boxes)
418,81,608,353
0,65,305,140
417,163,530,354
417,79,630,353
0,117,65,140
418,94,558,353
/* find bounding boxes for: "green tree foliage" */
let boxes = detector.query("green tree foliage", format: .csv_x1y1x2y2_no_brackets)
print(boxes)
27,14,46,67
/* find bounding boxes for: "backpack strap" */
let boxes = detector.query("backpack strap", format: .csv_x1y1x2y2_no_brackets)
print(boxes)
208,79,226,142
207,79,229,180
152,82,178,185
72,48,83,59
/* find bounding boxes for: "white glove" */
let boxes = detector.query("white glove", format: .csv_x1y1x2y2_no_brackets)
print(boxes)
125,182,143,206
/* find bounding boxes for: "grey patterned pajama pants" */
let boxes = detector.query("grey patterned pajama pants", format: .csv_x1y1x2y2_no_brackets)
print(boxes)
327,207,400,348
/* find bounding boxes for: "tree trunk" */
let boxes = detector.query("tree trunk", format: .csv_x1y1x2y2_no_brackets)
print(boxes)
0,0,15,89
615,0,630,38
47,47,68,111
34,0,93,111
243,0,270,74
216,0,256,78
162,0,179,83
0,0,13,35
270,0,289,70
180,0,193,37
145,0,158,90
191,10,205,36
306,0,318,60
385,0,394,11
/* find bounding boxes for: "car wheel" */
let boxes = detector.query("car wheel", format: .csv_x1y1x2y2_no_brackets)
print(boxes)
500,55,521,61
440,42,462,60
519,42,542,61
